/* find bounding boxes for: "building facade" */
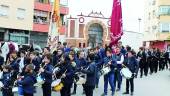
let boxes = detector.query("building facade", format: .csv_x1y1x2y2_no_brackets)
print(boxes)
0,0,34,44
32,0,69,47
66,11,144,50
144,0,170,51
0,0,69,48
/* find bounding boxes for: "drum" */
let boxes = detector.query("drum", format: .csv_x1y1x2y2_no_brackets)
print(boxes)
51,79,61,87
34,75,44,87
53,67,60,74
74,72,86,85
100,67,111,76
120,67,132,79
12,87,18,93
53,82,64,92
0,81,4,88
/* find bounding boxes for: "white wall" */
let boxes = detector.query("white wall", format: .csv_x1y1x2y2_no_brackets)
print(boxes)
121,31,144,51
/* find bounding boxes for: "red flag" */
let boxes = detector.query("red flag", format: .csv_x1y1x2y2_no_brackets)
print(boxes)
110,0,123,46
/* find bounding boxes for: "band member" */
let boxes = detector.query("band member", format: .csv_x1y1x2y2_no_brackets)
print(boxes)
8,51,19,83
18,51,27,73
58,54,74,96
123,51,139,95
137,47,147,78
103,48,117,96
30,52,40,73
163,50,169,70
81,53,96,96
72,51,87,95
52,48,63,66
0,50,4,70
115,47,124,91
1,65,13,96
155,48,160,72
39,53,53,96
17,64,36,96
147,49,154,74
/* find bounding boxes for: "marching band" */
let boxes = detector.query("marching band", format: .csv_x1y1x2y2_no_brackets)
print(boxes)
0,42,170,96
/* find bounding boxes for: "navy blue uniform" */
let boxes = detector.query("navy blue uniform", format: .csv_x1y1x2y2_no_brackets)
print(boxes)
81,61,96,96
10,59,19,84
60,62,74,96
103,55,117,96
125,56,139,93
1,72,13,96
114,53,124,90
0,56,4,70
32,58,41,73
41,63,53,96
17,73,36,96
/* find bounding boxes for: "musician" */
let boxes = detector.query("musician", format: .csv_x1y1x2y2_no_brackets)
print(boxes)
52,48,63,66
163,50,169,70
59,54,74,96
0,50,4,70
115,47,124,91
8,51,19,83
17,64,36,96
18,51,27,73
103,48,117,96
72,51,87,95
123,51,139,95
155,48,160,73
81,53,96,96
137,47,147,78
39,53,54,96
30,52,40,73
94,46,103,88
1,65,13,96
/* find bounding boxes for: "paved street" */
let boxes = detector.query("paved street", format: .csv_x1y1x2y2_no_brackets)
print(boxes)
5,70,170,96
36,70,170,96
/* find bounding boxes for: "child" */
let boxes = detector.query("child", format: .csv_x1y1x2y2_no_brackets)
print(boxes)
1,65,13,96
17,64,37,96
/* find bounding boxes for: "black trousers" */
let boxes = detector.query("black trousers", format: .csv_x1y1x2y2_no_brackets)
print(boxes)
2,88,13,96
84,85,95,96
23,92,33,96
126,78,134,93
42,83,51,96
60,84,72,96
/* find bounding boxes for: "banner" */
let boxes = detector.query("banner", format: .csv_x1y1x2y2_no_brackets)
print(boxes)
110,0,123,46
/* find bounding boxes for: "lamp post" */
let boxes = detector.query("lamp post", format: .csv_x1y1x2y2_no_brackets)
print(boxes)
138,18,142,33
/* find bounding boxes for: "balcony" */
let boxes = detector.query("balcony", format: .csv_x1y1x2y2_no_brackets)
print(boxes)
34,2,52,12
33,23,49,33
60,6,69,15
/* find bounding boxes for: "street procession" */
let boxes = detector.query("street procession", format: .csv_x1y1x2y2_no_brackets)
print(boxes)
0,0,170,96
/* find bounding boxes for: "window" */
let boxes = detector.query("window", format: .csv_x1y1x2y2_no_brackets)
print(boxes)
34,10,49,24
17,8,26,20
0,5,9,17
60,0,68,6
35,0,49,4
160,23,170,32
159,6,170,15
148,13,151,20
153,10,156,18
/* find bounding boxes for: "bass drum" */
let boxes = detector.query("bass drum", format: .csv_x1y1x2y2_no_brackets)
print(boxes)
100,67,111,76
74,72,86,85
120,67,132,79
34,75,44,87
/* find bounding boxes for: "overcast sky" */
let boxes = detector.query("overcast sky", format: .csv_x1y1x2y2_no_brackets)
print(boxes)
68,0,144,33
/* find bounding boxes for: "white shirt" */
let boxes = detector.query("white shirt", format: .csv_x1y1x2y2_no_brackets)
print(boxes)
19,57,25,72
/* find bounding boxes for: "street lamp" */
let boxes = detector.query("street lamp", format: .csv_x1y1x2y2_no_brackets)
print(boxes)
138,18,142,33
